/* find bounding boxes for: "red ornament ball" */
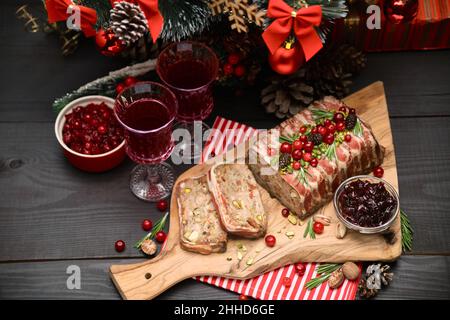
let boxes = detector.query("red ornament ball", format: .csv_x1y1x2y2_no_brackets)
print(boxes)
281,208,290,217
373,166,384,178
142,219,153,231
95,28,125,57
269,44,304,75
265,234,276,247
115,240,125,252
295,263,306,276
227,53,241,65
313,222,324,234
280,142,292,154
157,199,168,212
234,65,246,77
155,231,167,243
223,63,234,76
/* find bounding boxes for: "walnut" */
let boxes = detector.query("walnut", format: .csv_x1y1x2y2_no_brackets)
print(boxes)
342,262,359,280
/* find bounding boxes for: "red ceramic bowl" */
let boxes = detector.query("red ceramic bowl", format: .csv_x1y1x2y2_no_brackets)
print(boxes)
55,96,126,173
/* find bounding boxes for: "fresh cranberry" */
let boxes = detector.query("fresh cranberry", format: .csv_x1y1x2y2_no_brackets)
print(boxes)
333,112,345,123
155,231,167,243
302,152,312,162
336,121,346,132
299,126,307,134
323,133,334,145
115,240,125,252
344,134,352,142
292,140,303,150
339,106,347,113
223,63,234,76
303,141,314,153
349,108,356,114
281,208,290,217
157,199,168,212
282,277,292,287
292,149,303,160
239,294,249,300
227,53,241,65
142,219,153,231
280,142,292,154
234,65,246,77
124,76,138,87
310,158,318,167
318,125,328,136
299,135,308,143
116,83,125,94
324,119,332,126
311,127,318,134
292,161,301,170
295,263,306,276
265,234,276,247
313,222,324,234
373,166,384,178
326,124,336,134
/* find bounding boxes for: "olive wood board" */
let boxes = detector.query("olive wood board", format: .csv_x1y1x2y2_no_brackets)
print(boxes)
110,81,401,300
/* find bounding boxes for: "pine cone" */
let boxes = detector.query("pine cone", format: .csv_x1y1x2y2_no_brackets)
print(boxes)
110,1,148,46
359,263,394,299
261,71,314,119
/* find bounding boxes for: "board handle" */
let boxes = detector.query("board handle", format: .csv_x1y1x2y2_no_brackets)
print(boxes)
110,246,200,300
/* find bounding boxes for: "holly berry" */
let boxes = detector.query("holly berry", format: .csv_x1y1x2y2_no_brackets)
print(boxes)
299,135,308,143
302,152,312,162
239,294,249,300
318,125,328,136
292,139,303,150
223,63,234,76
265,234,276,247
313,222,324,234
292,149,303,160
116,83,125,94
310,158,318,167
344,134,352,142
295,263,306,276
326,123,336,134
142,219,153,231
323,133,334,145
124,76,138,87
234,65,246,77
155,231,167,243
303,141,314,153
339,106,347,112
333,112,345,123
156,199,168,212
336,121,346,132
373,166,384,178
227,53,241,65
280,142,292,154
281,208,290,217
115,240,125,252
282,277,292,287
299,126,307,134
292,161,301,170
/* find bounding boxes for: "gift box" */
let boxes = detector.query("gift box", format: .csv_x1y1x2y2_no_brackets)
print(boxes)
331,0,450,51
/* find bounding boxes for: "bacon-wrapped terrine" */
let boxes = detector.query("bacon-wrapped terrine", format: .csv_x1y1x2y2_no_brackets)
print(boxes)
248,96,385,219
207,163,267,238
177,175,227,254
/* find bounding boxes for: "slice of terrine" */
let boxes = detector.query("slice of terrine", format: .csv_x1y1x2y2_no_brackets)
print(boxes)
207,163,267,238
177,175,227,254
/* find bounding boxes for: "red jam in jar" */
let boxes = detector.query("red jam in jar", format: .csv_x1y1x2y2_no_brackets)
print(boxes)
338,179,397,228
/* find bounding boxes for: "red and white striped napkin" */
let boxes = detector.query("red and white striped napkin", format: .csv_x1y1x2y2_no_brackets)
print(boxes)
195,116,361,300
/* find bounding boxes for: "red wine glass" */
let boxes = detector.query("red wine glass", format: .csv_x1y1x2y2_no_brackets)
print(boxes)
114,82,178,202
157,41,219,162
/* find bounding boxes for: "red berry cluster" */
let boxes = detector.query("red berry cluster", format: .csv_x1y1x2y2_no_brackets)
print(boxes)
62,103,124,155
116,76,139,95
279,106,357,173
222,53,246,78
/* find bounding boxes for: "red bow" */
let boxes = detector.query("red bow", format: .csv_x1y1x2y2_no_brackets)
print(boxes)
110,0,163,42
45,0,97,37
262,0,323,61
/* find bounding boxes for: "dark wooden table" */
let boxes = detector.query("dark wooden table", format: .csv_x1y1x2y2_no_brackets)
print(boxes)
1,0,449,300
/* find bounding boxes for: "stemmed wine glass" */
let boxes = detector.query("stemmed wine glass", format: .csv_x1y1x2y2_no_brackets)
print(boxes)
114,82,178,201
157,41,219,162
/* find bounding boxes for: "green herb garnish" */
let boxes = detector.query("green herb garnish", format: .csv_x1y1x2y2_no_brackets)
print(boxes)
353,118,363,137
400,209,413,252
310,108,334,122
303,218,316,239
305,264,342,289
134,211,169,249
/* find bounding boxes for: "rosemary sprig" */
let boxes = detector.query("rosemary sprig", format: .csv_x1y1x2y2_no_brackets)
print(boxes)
400,209,414,252
310,108,334,122
280,133,300,144
305,263,342,290
303,218,316,239
296,166,311,187
353,118,363,137
324,141,337,160
134,211,169,249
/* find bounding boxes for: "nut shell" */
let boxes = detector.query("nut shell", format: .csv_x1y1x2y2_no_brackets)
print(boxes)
328,268,344,289
342,262,359,280
141,239,157,256
336,222,347,239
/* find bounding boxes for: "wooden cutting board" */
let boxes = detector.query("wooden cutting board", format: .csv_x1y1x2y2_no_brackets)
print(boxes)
110,81,401,300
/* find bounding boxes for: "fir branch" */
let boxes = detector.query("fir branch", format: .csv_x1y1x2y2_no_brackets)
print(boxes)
400,209,414,252
134,212,169,249
305,263,342,289
303,218,316,239
76,0,112,29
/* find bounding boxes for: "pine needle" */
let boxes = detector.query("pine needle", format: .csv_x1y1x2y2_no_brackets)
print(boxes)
400,209,414,252
305,263,342,290
134,212,169,249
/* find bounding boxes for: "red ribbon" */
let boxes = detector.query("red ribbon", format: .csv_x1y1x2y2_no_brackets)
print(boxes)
110,0,164,42
45,0,97,37
262,0,323,61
